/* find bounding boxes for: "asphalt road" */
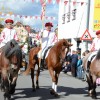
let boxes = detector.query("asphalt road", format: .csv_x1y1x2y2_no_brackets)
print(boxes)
0,69,100,100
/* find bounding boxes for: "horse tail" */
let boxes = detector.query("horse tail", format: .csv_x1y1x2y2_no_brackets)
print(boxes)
23,66,31,75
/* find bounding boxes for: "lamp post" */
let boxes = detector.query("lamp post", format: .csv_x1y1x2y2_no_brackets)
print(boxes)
85,0,91,50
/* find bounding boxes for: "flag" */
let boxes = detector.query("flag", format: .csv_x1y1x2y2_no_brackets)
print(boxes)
41,0,46,23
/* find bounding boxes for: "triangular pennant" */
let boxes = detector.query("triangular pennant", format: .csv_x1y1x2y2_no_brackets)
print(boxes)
48,0,52,3
81,2,84,6
32,0,34,2
80,29,92,40
64,1,68,6
73,1,76,6
56,0,60,4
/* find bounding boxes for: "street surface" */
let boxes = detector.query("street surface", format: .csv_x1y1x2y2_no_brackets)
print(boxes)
0,69,100,100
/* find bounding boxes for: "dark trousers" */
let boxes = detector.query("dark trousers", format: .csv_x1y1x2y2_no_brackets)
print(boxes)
71,63,77,77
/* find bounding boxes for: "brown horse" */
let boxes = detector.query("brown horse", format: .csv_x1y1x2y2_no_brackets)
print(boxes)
24,39,72,97
83,50,100,99
0,39,22,100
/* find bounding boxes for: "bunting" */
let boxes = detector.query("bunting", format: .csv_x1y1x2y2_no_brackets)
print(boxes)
0,12,55,20
41,0,46,21
41,0,46,30
0,0,87,5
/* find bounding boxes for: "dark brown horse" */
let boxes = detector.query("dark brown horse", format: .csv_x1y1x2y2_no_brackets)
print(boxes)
24,39,72,97
0,39,22,100
83,50,100,99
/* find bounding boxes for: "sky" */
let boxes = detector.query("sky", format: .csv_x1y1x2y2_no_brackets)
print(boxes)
0,0,59,30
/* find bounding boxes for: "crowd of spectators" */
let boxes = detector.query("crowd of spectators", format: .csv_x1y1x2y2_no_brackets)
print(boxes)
62,49,90,80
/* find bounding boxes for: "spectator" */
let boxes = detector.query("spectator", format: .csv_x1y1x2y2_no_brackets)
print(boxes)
71,50,78,77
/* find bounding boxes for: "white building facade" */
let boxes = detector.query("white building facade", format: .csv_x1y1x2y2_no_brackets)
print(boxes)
58,0,96,53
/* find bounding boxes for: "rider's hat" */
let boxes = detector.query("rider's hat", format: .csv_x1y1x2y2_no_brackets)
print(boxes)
5,18,14,24
45,22,53,27
96,30,100,35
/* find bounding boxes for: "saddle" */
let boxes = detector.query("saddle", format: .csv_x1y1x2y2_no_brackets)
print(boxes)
40,46,52,69
87,54,96,72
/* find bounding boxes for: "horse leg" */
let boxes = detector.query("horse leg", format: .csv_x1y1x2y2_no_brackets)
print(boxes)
9,67,19,95
86,74,93,94
49,68,59,97
36,64,40,89
31,67,35,91
2,69,11,100
0,76,5,92
54,72,59,97
90,75,97,99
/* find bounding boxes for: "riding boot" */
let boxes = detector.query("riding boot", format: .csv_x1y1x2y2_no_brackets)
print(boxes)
42,59,47,69
39,59,44,71
87,61,91,72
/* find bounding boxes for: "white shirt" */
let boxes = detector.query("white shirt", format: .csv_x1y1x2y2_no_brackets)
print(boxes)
91,37,100,51
0,28,18,48
39,30,56,50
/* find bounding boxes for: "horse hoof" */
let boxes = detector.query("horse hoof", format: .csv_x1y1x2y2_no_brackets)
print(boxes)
36,86,39,89
92,95,97,99
9,89,15,94
4,94,11,100
1,88,5,92
5,98,11,100
32,88,36,92
54,93,59,97
50,89,55,95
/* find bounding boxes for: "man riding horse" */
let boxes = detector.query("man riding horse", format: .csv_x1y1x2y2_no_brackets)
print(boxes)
87,30,100,71
0,18,19,48
38,22,57,69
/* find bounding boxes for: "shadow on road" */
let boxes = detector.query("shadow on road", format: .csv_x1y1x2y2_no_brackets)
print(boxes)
10,85,100,100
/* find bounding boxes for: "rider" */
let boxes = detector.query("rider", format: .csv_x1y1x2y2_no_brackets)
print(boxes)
87,30,100,69
38,22,56,68
0,18,19,48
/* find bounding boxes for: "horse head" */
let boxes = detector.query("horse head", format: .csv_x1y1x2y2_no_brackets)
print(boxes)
62,39,73,47
0,40,22,99
59,39,73,57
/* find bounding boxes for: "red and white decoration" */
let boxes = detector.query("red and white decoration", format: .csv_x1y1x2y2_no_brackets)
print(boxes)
0,12,55,20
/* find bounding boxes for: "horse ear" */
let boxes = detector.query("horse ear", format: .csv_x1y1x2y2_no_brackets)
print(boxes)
69,43,73,47
10,41,14,48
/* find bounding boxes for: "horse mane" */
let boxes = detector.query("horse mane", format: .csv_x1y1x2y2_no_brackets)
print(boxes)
96,49,100,60
3,39,18,57
54,39,69,48
47,39,71,64
2,39,22,68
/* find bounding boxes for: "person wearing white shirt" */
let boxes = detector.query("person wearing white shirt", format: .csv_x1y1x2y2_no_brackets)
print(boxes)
0,18,19,48
38,22,56,59
87,30,100,69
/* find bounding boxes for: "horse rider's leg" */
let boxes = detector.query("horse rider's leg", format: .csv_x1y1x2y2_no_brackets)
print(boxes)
36,63,40,89
87,51,97,71
38,50,42,69
31,66,35,91
2,68,11,99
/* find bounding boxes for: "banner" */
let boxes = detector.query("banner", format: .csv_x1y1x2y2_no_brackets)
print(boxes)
93,0,100,31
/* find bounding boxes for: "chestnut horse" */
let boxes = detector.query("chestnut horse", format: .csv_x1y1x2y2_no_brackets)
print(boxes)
83,49,100,99
0,39,22,100
24,39,72,97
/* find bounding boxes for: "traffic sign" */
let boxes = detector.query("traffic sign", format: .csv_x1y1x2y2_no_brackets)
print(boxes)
80,29,92,40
